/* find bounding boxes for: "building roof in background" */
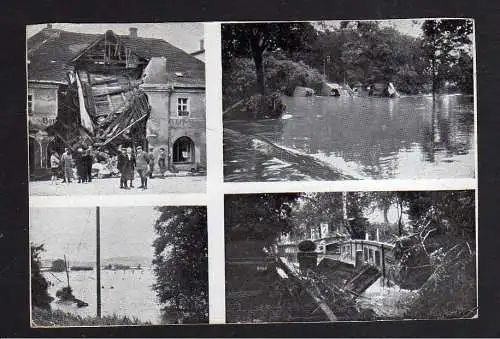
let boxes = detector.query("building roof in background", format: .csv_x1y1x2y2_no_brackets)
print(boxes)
27,28,205,87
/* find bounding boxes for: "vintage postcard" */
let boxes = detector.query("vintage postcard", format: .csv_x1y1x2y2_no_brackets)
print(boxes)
26,19,478,329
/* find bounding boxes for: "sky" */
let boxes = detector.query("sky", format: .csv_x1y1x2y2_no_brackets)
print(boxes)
26,23,204,54
30,206,160,262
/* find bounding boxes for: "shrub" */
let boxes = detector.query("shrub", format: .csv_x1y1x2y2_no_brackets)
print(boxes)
298,240,316,252
223,55,324,110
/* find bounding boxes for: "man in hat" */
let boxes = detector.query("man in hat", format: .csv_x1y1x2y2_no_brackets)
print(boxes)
118,146,135,189
135,146,149,189
74,147,86,183
117,147,128,189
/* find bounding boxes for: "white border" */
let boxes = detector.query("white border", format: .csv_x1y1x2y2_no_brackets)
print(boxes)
205,23,226,324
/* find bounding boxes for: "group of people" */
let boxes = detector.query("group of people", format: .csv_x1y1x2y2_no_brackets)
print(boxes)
117,145,167,190
49,147,96,184
49,144,168,190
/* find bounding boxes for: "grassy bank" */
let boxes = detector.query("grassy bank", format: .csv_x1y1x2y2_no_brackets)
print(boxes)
32,307,151,327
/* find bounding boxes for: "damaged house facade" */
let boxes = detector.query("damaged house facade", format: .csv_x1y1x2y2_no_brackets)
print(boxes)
27,25,206,178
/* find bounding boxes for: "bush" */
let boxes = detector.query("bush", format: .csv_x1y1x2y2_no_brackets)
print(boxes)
223,55,324,110
31,244,53,310
298,240,316,252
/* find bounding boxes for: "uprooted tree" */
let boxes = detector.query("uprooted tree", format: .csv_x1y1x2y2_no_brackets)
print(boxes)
152,206,208,324
393,190,477,318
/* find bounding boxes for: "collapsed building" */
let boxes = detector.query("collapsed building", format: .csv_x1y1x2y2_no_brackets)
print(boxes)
27,25,206,179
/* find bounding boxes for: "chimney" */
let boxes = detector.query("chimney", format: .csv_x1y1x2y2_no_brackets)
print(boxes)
46,23,53,29
200,39,204,51
129,27,138,38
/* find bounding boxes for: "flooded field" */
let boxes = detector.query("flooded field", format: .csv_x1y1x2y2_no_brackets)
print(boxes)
43,268,163,324
224,94,475,181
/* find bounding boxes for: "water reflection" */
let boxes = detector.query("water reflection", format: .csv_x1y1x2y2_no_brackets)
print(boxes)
224,94,475,180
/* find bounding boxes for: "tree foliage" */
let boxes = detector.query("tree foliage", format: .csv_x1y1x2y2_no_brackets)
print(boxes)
50,259,66,272
222,22,317,95
223,20,474,102
152,206,208,324
225,193,300,246
31,243,53,310
421,19,473,94
398,190,475,246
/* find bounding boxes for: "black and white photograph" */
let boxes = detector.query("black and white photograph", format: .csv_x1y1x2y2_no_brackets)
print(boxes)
27,23,207,195
225,191,477,323
222,19,475,181
30,205,208,326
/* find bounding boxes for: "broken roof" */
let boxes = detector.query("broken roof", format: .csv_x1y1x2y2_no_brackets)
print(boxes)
27,27,205,87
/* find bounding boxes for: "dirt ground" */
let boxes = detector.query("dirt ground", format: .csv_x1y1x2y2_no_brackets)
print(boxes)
29,175,206,196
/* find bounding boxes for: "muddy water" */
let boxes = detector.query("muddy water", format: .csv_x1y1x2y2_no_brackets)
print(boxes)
43,268,163,324
224,94,475,181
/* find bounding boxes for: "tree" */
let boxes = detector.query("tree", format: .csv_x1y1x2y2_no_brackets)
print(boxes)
50,259,66,272
31,244,53,310
290,192,344,240
152,206,208,324
421,19,473,95
225,193,300,246
222,22,317,95
398,190,475,246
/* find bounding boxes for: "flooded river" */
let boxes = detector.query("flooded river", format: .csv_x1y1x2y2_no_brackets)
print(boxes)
224,94,475,181
43,268,163,324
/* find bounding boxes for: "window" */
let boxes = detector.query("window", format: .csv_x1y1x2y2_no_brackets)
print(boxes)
177,97,189,116
172,136,194,163
27,94,33,115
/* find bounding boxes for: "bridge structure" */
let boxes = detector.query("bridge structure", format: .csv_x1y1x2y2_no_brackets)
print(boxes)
276,236,396,284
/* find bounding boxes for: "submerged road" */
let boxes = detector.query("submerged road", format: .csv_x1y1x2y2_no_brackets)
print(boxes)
223,128,355,182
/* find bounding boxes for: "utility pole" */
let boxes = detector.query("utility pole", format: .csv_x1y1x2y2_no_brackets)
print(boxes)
96,206,101,318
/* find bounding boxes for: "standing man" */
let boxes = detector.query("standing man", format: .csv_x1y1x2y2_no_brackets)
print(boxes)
117,146,128,189
147,147,155,179
125,147,136,189
61,148,73,183
74,147,86,183
135,146,149,189
158,147,166,178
